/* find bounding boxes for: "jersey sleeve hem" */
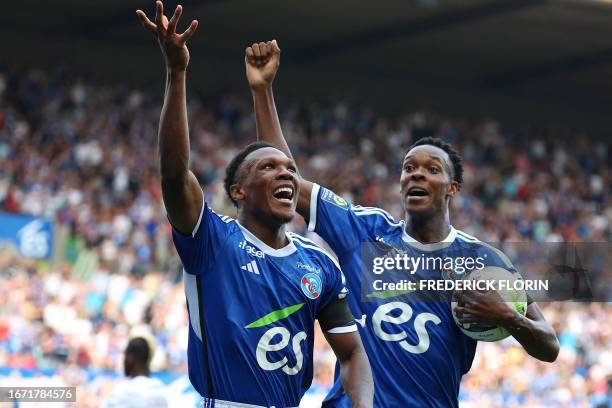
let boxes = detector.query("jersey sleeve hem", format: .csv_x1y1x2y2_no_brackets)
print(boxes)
169,189,205,238
326,324,357,334
307,183,321,232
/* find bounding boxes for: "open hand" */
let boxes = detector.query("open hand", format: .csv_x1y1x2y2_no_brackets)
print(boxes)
453,289,518,328
136,1,198,71
245,40,281,90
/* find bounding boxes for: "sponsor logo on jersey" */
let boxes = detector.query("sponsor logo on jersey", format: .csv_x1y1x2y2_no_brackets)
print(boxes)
372,301,441,354
238,240,265,258
321,189,349,210
244,303,308,376
241,260,260,275
296,261,321,274
300,273,322,299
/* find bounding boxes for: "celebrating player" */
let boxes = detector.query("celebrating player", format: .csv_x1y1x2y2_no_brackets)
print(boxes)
136,4,373,407
246,40,560,407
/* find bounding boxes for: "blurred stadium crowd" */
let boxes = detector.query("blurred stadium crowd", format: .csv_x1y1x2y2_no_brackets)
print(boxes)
0,67,609,407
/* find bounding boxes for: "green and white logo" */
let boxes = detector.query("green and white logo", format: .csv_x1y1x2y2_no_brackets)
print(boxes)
321,189,349,210
245,303,308,376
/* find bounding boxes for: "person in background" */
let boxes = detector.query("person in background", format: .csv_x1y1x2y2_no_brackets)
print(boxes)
104,336,168,408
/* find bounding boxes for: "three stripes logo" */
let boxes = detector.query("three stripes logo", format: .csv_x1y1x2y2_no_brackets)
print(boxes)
241,260,260,275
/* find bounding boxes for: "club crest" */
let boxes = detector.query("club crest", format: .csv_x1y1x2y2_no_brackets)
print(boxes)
300,273,322,300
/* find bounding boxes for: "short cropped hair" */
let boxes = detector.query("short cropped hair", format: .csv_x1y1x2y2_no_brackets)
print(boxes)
407,136,464,189
224,141,274,206
125,337,152,366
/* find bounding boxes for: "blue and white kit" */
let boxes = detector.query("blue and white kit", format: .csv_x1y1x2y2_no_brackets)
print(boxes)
308,184,519,408
172,193,355,408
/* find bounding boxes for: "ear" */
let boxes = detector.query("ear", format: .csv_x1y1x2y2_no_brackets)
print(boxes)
447,180,459,198
230,184,245,204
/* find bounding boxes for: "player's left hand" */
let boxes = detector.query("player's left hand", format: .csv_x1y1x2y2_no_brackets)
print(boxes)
245,40,281,91
453,289,518,328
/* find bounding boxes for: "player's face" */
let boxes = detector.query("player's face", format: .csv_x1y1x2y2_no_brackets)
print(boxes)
236,147,299,225
399,145,457,215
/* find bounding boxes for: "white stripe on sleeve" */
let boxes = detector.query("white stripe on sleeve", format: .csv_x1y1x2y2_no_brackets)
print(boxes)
307,183,321,232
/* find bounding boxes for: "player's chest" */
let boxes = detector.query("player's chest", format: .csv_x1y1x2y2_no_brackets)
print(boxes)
213,239,326,309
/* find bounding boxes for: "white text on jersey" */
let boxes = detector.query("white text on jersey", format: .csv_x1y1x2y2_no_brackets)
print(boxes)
238,240,265,258
241,261,260,275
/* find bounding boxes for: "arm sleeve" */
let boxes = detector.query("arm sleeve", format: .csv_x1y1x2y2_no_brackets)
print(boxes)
317,258,356,333
318,297,356,333
307,184,368,255
171,190,232,275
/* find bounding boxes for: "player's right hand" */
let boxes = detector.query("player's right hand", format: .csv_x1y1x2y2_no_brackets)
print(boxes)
136,1,198,71
246,40,281,91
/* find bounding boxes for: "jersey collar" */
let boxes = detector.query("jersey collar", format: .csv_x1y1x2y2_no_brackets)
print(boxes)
236,222,297,257
401,225,457,251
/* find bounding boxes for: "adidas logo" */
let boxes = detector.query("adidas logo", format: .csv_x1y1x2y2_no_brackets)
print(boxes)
241,260,260,275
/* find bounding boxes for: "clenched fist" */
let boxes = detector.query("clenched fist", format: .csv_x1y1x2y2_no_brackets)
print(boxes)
245,40,281,91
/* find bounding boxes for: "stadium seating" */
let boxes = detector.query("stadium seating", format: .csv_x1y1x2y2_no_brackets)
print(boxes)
0,68,609,407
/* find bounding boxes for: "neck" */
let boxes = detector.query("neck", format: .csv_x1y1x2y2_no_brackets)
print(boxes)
127,367,149,378
404,210,451,244
238,214,289,249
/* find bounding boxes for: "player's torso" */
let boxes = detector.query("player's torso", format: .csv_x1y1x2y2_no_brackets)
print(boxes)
186,225,329,406
337,229,477,407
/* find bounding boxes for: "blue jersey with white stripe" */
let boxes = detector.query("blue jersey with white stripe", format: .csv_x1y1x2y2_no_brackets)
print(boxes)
308,184,519,408
172,197,350,407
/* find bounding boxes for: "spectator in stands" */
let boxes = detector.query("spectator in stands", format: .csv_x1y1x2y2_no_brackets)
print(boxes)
104,336,168,408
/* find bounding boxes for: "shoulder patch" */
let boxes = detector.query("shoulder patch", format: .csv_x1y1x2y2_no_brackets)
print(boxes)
301,273,323,300
321,189,350,210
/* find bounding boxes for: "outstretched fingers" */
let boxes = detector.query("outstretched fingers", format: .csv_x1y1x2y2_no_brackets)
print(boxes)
167,5,183,34
179,20,199,43
154,1,164,29
136,10,157,33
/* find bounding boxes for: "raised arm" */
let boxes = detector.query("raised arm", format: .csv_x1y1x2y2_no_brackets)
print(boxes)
245,41,313,221
137,1,202,235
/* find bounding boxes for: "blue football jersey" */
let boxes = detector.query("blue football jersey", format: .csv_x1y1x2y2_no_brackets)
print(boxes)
172,194,354,407
308,184,519,408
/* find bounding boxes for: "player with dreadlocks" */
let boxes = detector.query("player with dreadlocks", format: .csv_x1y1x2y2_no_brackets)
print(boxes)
246,40,559,407
136,3,373,407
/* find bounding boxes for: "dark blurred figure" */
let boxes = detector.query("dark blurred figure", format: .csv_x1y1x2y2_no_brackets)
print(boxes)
104,337,168,408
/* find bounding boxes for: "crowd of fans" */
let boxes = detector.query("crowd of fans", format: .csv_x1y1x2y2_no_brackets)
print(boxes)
0,67,609,407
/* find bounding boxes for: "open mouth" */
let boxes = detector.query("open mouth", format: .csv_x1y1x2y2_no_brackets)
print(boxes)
407,187,429,197
273,186,294,203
